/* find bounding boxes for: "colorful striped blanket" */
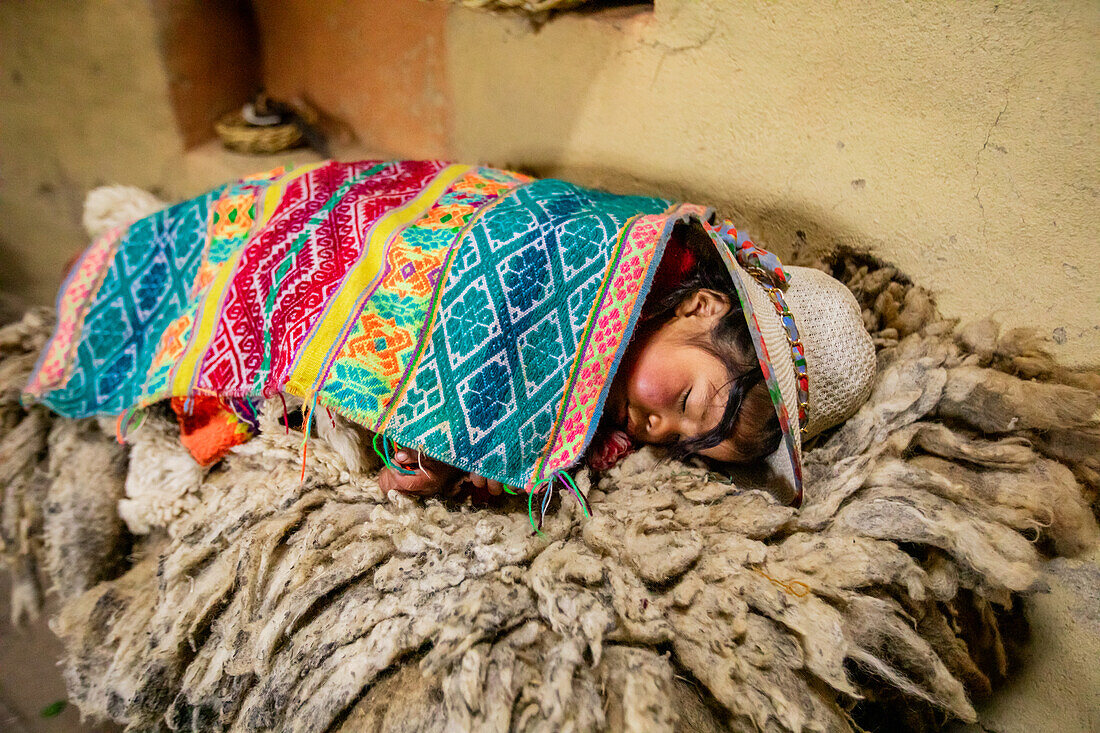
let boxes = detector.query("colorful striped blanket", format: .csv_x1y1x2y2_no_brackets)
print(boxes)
24,161,783,491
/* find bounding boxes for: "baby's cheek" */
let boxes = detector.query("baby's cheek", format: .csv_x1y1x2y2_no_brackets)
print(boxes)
629,366,677,409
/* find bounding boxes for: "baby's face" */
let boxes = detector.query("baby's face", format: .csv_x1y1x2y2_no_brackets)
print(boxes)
606,290,747,462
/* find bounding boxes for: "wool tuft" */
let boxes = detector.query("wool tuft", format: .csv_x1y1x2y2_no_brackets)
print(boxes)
1,256,1097,732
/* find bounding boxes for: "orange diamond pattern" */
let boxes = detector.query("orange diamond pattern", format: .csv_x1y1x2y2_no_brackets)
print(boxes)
341,312,415,388
210,194,255,239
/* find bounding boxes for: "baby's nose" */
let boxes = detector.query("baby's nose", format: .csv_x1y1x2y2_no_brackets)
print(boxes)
645,412,678,441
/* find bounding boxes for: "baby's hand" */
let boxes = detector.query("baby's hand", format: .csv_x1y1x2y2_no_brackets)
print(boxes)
587,429,634,470
378,448,462,496
377,446,514,499
466,472,510,497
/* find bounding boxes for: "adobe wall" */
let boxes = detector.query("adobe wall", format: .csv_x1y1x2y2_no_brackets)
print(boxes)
0,0,1095,370
443,1,1099,367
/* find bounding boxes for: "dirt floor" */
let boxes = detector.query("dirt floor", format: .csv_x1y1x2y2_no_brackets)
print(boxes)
966,547,1100,733
0,581,117,733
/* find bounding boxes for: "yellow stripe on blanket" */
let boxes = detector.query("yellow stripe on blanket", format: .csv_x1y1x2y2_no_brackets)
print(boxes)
285,163,471,399
171,162,328,397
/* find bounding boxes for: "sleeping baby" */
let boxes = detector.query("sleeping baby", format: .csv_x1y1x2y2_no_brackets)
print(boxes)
378,220,876,506
26,160,875,511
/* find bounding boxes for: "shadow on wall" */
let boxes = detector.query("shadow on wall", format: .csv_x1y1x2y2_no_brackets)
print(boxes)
443,4,863,270
0,235,35,316
516,162,862,269
445,5,646,176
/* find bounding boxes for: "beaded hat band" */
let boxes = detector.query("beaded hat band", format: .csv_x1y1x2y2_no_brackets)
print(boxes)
743,266,810,435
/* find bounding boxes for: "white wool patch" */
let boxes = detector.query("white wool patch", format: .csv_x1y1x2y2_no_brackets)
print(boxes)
82,185,167,238
117,416,204,535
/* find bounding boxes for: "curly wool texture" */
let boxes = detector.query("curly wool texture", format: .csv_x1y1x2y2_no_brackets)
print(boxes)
1,258,1099,733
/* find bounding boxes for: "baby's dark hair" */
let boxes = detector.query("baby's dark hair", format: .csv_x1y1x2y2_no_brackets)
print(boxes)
642,262,782,464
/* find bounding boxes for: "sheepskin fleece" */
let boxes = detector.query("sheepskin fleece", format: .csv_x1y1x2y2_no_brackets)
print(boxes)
1,257,1098,733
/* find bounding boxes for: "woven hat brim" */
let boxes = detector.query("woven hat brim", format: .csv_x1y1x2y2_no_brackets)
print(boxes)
705,228,803,505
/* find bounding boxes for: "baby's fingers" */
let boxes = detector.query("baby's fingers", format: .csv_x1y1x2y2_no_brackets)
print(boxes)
379,448,464,497
466,473,513,497
378,465,440,496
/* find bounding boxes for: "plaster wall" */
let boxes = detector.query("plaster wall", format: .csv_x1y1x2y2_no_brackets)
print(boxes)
253,0,451,159
0,0,185,305
3,1,1094,365
446,0,1100,367
0,0,311,306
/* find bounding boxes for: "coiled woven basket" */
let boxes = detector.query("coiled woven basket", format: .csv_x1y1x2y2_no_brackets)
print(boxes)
458,0,590,12
214,105,319,155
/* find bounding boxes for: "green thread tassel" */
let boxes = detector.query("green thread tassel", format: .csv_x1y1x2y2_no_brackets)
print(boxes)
558,471,591,518
115,406,146,443
528,470,591,527
527,489,542,537
372,433,416,475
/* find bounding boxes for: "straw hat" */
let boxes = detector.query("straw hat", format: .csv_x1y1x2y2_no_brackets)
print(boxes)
779,267,877,436
709,227,876,506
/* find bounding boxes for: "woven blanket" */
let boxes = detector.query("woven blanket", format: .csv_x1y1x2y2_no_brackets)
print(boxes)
23,161,775,490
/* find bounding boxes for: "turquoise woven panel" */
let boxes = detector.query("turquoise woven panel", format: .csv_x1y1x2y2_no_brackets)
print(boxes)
386,178,669,487
41,187,226,416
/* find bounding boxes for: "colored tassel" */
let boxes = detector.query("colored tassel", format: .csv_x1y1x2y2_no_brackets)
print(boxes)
538,478,555,532
527,488,543,537
372,432,388,466
372,433,416,475
557,471,591,518
278,393,290,435
299,392,319,483
114,406,146,444
525,469,593,536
